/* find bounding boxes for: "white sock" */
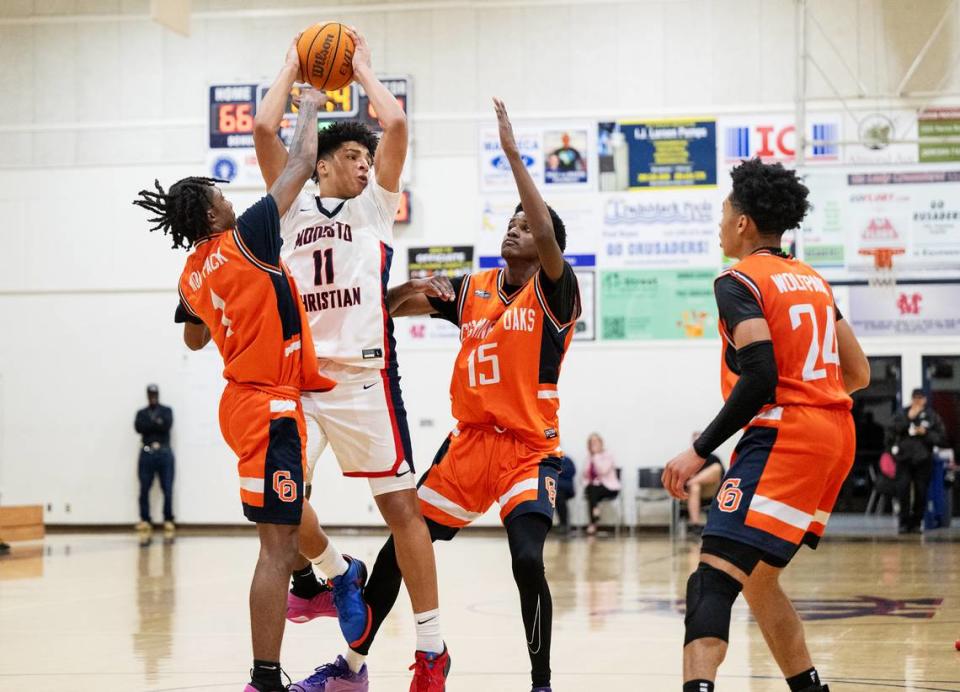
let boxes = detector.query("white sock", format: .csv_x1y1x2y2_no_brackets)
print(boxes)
311,542,349,579
414,608,443,653
345,649,366,674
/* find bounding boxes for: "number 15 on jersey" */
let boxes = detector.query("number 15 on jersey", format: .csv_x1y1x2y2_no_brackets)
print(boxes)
467,343,501,387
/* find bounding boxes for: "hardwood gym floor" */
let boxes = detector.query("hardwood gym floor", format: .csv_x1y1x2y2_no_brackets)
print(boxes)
1,528,958,691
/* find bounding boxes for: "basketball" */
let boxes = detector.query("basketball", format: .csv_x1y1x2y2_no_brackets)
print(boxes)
297,22,355,91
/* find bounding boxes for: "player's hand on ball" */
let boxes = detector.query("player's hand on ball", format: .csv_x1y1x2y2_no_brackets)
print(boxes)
345,26,372,73
662,447,706,500
286,34,303,81
493,98,519,156
414,276,456,302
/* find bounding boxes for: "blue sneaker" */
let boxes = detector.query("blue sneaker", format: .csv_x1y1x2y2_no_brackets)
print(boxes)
329,556,370,647
289,656,368,691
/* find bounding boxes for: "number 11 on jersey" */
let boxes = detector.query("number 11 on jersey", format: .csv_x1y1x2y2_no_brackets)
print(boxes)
313,248,335,286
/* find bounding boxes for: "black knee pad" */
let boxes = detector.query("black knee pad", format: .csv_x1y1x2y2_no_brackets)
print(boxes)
684,562,744,646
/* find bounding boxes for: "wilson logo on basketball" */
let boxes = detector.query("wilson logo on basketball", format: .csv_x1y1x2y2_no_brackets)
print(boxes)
717,479,744,513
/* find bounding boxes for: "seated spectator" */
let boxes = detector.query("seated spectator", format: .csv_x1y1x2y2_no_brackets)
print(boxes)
555,454,577,534
583,433,621,535
686,431,725,534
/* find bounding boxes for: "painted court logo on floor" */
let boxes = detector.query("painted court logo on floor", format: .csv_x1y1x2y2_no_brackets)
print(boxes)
614,596,944,622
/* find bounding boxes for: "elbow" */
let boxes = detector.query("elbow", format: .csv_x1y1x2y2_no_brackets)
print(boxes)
184,338,205,352
381,112,407,135
847,358,871,393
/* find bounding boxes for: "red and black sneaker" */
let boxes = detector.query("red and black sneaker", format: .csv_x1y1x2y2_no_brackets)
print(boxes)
408,644,450,692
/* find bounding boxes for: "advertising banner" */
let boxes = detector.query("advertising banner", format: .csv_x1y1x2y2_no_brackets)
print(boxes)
479,123,594,192
599,190,722,269
600,269,718,340
849,284,960,336
598,119,717,190
716,114,841,170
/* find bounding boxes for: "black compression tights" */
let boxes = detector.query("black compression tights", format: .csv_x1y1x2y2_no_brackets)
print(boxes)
356,513,554,688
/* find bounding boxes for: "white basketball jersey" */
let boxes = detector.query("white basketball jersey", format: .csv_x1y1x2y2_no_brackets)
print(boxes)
280,174,402,370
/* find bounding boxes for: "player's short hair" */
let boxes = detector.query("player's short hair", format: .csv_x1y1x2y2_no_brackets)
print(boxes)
314,121,380,181
729,157,811,235
132,177,222,249
514,202,567,252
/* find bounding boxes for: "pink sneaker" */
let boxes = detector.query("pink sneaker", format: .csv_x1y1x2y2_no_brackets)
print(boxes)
287,587,337,623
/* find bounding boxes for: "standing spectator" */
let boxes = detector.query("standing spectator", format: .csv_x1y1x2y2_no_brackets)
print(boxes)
583,433,621,535
135,384,175,541
889,388,945,534
685,431,725,534
555,454,577,535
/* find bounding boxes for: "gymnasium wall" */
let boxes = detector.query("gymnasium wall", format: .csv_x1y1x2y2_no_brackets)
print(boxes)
1,0,958,526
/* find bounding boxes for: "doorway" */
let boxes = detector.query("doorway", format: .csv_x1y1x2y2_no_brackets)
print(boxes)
838,356,902,512
922,356,959,516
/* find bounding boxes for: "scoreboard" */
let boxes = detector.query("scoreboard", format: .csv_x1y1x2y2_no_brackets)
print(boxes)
208,77,410,151
209,84,258,149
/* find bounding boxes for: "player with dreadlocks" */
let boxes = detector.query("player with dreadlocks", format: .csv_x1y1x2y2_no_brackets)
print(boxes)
254,28,448,692
133,88,371,692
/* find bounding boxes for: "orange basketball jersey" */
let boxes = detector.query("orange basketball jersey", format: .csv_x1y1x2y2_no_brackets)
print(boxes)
449,268,580,452
718,250,851,411
177,229,333,394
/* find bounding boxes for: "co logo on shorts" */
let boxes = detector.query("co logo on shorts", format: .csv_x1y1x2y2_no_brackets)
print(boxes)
717,478,743,513
273,470,298,503
544,477,557,508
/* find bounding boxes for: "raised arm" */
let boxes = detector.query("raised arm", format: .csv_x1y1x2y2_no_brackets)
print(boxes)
253,36,300,189
268,89,326,217
347,27,407,192
835,318,870,393
493,98,565,281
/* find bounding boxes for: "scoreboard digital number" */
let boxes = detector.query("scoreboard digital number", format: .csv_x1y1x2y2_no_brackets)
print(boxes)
209,84,258,149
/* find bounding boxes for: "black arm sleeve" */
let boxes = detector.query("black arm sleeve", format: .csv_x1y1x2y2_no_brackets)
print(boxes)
538,262,579,325
428,275,467,326
692,340,779,458
715,274,764,333
236,194,283,266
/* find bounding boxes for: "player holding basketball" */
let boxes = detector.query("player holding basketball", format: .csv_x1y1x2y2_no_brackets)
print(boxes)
355,98,580,692
133,89,369,692
661,158,871,692
253,28,447,691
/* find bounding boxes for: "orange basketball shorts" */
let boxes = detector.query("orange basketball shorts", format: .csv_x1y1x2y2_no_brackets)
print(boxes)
417,425,562,528
219,383,306,525
703,405,855,563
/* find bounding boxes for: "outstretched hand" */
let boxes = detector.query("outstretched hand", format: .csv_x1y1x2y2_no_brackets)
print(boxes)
345,26,372,74
493,98,519,156
413,275,456,302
